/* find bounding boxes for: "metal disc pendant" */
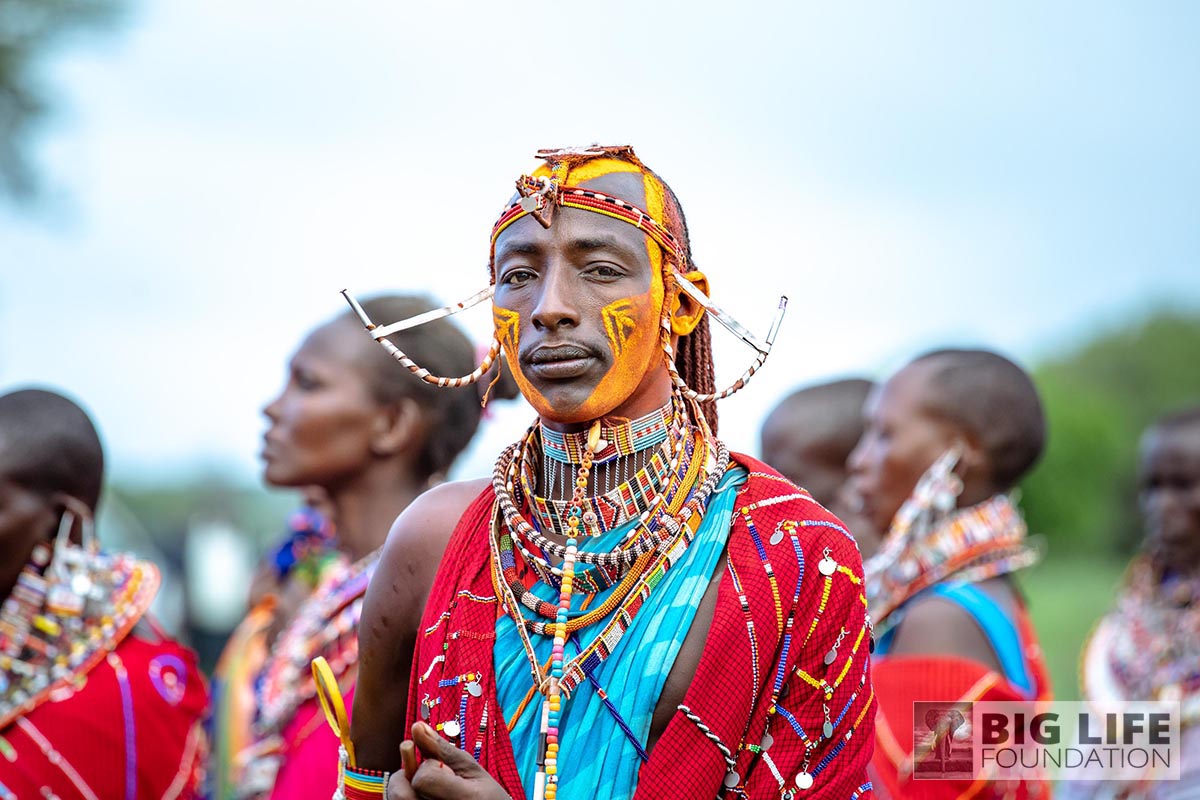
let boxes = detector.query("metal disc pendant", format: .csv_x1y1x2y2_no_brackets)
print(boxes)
442,719,461,738
420,704,430,720
467,680,483,697
796,772,814,790
824,648,837,665
761,732,774,750
818,557,837,576
770,529,785,545
519,196,538,211
823,721,834,738
724,771,740,788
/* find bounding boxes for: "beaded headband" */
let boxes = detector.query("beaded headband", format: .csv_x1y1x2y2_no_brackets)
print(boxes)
490,177,687,269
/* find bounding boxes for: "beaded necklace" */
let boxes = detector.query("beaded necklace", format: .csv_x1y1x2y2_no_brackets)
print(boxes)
524,398,684,538
255,549,379,740
540,402,672,466
487,393,726,800
0,540,159,728
1096,557,1200,725
865,452,1042,630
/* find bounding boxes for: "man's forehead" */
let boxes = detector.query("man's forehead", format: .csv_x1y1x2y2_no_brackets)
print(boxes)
495,169,654,257
494,204,654,262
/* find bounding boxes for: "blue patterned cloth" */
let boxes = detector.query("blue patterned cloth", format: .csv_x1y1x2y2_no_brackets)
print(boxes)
495,467,747,800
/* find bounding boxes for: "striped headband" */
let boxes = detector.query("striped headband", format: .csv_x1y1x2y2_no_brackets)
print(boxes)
489,175,687,274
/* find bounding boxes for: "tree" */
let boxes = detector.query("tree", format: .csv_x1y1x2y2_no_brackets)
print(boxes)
0,0,123,201
1020,308,1200,555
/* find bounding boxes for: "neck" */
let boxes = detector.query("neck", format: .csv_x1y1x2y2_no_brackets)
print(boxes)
326,465,426,562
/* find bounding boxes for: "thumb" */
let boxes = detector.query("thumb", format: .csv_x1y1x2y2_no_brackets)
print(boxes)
411,721,481,776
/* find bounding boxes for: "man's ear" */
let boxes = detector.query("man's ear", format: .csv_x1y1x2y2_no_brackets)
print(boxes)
370,397,422,458
669,270,709,337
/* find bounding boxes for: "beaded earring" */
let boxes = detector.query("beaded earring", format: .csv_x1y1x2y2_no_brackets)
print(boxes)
341,288,501,388
45,506,98,617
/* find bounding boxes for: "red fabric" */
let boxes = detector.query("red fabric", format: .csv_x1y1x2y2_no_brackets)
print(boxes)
407,454,877,799
869,605,1051,799
0,626,208,799
268,687,355,800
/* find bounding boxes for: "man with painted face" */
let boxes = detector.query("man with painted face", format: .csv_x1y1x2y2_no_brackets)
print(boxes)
330,147,877,800
845,349,1051,798
1078,407,1200,795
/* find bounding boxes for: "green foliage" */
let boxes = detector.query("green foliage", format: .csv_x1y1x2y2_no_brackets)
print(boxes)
0,0,124,200
1017,553,1126,698
1020,308,1200,556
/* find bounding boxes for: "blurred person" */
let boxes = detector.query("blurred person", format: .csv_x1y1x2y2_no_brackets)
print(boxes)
846,348,1051,798
760,378,873,507
337,146,875,800
211,294,517,800
1077,406,1200,796
0,388,208,798
760,378,881,555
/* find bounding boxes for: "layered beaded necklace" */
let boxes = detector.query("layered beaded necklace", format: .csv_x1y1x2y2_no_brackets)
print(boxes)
488,394,726,800
0,536,158,728
1095,557,1200,726
865,451,1042,630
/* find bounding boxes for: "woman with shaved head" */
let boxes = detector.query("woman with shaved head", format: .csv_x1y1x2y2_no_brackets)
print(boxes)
846,348,1052,798
0,388,208,798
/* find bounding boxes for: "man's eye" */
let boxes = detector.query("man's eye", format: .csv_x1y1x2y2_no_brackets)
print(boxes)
589,264,622,278
503,269,534,285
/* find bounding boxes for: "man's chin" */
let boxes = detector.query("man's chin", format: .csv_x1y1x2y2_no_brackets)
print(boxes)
525,384,615,426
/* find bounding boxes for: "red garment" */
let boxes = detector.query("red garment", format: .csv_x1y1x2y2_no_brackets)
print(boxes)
0,623,208,799
869,604,1051,799
408,455,877,799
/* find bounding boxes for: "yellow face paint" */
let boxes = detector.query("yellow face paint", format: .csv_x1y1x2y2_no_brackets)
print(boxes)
494,268,666,424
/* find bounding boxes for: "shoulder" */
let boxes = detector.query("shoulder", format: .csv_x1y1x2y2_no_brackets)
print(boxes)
380,478,492,571
885,579,1017,674
729,452,864,570
365,478,492,635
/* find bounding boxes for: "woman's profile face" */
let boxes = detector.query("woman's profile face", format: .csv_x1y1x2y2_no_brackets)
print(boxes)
260,320,382,489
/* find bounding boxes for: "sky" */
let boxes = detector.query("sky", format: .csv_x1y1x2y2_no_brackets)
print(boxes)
2,0,1198,488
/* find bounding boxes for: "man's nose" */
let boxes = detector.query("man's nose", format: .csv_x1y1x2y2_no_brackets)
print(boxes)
530,265,580,331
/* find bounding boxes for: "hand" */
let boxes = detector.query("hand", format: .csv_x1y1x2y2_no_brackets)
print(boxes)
386,722,512,800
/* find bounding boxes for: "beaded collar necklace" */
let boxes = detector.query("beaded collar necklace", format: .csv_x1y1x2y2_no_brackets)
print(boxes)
540,402,673,465
0,540,159,728
865,451,1041,629
1097,557,1200,725
525,400,684,539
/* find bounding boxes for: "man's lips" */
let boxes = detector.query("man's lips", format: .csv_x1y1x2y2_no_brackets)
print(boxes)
523,344,597,380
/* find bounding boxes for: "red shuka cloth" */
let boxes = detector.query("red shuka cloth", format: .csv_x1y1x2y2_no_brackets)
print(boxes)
408,454,877,799
869,604,1052,799
0,623,209,799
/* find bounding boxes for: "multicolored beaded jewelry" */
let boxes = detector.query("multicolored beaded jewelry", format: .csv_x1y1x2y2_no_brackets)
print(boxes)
864,450,1042,629
1095,557,1200,726
483,388,733,800
247,548,380,798
0,525,159,728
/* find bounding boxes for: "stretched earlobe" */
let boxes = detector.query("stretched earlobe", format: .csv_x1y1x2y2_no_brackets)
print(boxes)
669,270,709,336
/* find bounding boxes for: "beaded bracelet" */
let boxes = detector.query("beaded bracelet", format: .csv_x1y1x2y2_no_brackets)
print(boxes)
339,759,390,800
